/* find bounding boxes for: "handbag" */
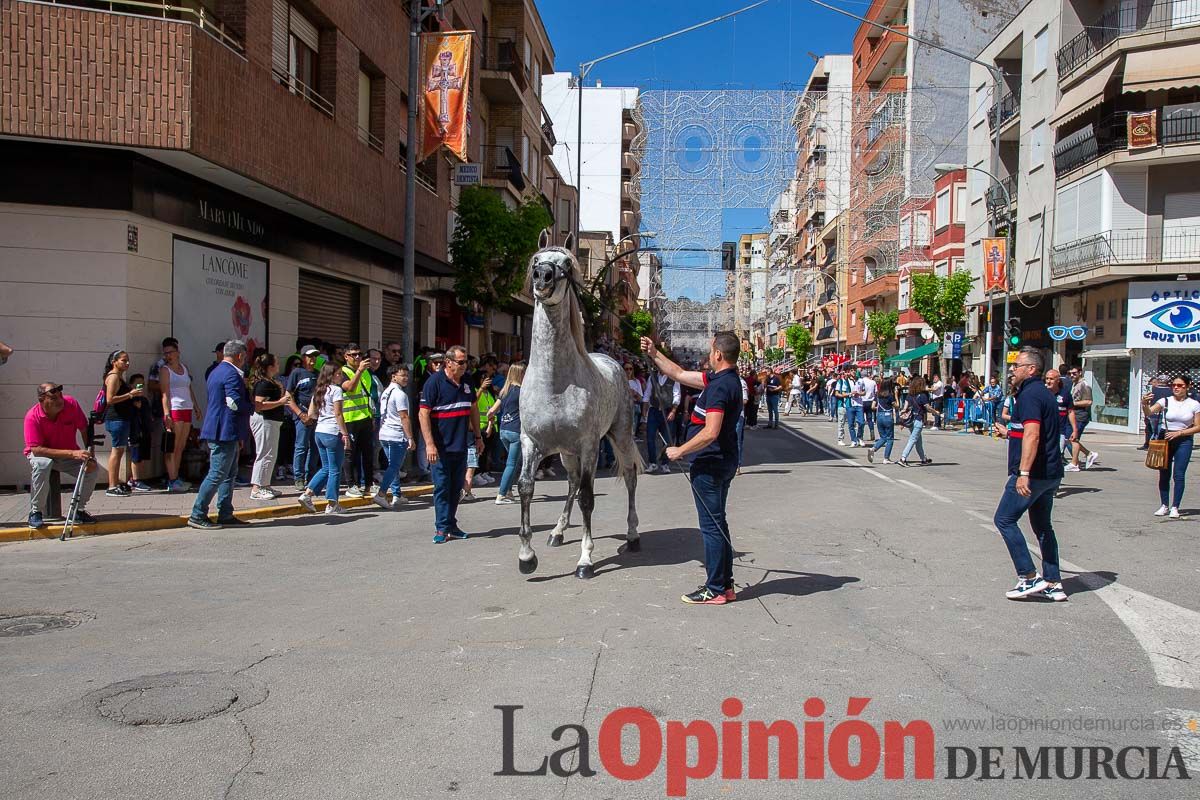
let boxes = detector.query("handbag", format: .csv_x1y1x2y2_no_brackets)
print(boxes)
1146,400,1169,470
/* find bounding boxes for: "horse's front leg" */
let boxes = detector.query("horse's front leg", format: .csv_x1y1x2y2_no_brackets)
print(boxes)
517,435,542,575
549,453,580,547
575,464,596,579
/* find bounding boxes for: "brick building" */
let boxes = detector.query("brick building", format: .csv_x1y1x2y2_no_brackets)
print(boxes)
0,0,572,485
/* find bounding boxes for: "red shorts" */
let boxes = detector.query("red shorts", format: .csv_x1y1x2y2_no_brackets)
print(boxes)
170,409,193,423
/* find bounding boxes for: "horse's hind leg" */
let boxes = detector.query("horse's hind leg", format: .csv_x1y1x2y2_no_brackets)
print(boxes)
549,453,579,547
517,435,542,575
610,433,641,551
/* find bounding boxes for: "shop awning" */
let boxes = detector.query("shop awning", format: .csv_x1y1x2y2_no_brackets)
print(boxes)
883,341,939,363
1052,57,1122,127
1123,44,1200,94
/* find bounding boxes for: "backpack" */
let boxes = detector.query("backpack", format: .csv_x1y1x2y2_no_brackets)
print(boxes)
898,399,914,428
93,386,108,417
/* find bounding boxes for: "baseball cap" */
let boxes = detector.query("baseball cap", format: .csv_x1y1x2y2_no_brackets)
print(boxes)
300,345,320,357
1157,373,1170,381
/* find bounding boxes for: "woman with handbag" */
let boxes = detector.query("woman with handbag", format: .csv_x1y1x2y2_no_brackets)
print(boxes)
1142,375,1200,519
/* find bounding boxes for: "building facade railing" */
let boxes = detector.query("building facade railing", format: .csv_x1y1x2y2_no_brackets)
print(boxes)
1056,0,1200,79
46,0,245,54
1051,225,1200,277
1055,107,1200,175
988,87,1021,130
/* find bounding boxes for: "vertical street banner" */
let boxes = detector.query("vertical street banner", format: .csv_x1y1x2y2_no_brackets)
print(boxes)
982,237,1007,295
421,31,472,161
1127,110,1157,150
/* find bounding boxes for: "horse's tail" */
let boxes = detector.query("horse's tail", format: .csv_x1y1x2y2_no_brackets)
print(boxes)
608,430,644,478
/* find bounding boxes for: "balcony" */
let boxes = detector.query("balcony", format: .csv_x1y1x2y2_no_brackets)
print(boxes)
866,94,906,147
621,209,640,232
483,146,525,193
1057,0,1200,79
623,151,640,174
623,122,638,144
1055,108,1200,176
45,0,244,53
988,87,1021,130
481,38,528,104
1052,225,1200,279
857,271,899,302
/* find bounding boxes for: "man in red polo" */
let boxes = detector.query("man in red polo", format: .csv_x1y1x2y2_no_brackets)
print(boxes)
24,382,98,530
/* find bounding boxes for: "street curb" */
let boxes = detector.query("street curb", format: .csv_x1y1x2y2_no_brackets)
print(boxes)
0,485,435,543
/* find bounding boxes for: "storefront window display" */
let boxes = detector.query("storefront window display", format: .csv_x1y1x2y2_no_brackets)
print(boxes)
1089,355,1131,427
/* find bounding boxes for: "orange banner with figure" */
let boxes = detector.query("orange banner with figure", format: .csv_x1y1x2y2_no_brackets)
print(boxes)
421,31,472,161
983,237,1007,294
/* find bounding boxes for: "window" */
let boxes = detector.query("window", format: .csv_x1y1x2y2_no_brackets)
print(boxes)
532,59,541,97
899,276,910,310
1096,303,1104,320
955,186,966,223
1030,121,1046,169
1108,300,1118,319
524,37,532,75
1054,173,1102,245
271,1,327,114
935,259,948,277
899,213,912,248
851,309,857,326
1033,26,1048,76
559,199,571,235
915,212,931,245
521,134,530,176
935,189,951,230
952,257,964,274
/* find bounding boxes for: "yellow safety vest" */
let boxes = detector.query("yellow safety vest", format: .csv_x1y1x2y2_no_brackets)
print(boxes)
340,366,374,423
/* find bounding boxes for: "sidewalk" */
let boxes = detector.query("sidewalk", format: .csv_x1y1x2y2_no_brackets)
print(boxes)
0,480,433,542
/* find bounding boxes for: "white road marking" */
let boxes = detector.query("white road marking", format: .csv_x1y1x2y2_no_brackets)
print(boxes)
965,509,993,523
776,424,896,483
896,478,953,504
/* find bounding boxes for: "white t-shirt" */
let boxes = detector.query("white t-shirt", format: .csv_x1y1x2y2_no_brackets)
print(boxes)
859,376,878,403
930,380,945,399
315,385,344,436
790,373,803,393
378,383,410,443
1160,395,1200,432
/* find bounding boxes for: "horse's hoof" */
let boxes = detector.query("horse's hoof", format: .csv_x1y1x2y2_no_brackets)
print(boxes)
547,533,564,547
575,564,595,580
625,538,641,552
519,555,539,574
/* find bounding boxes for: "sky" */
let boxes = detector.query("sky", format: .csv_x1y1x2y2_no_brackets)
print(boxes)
537,0,860,299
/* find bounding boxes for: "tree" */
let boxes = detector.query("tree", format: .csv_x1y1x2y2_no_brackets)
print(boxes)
622,309,655,352
785,324,812,364
763,346,785,363
909,270,976,375
449,186,553,310
865,309,899,352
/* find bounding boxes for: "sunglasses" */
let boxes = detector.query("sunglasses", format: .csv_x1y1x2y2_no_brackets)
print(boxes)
1173,382,1188,388
1048,325,1087,341
39,385,64,397
451,359,468,365
345,352,361,358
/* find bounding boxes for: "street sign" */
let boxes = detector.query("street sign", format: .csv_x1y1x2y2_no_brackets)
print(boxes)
453,163,482,186
942,330,963,359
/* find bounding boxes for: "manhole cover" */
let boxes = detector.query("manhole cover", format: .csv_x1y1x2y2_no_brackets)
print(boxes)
0,613,81,637
85,671,267,726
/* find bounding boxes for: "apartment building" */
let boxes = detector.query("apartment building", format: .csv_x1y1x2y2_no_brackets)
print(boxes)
845,0,1024,358
966,0,1200,434
0,0,571,484
792,54,853,358
764,180,797,349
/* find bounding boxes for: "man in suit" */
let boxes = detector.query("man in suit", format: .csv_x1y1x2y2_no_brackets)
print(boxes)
188,340,252,530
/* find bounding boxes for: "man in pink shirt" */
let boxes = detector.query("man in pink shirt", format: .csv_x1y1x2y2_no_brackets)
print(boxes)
24,383,98,530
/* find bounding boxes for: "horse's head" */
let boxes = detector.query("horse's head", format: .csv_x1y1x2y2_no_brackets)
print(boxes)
528,246,578,307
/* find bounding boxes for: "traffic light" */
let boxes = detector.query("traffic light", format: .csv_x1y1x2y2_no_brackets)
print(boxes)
1006,318,1022,348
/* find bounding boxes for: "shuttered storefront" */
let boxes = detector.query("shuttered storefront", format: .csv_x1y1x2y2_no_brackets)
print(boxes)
298,271,359,346
382,291,405,347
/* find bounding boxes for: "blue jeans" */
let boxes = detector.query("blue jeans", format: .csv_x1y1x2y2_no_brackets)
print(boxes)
1159,435,1193,508
766,393,780,427
292,419,319,483
191,440,239,522
901,419,927,461
994,475,1062,582
689,459,737,593
307,432,345,502
498,429,522,496
846,405,863,445
646,407,669,464
431,451,468,534
863,402,876,439
872,410,895,459
735,415,745,466
378,439,409,495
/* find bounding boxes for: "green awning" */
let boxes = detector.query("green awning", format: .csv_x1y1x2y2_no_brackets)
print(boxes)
883,341,940,364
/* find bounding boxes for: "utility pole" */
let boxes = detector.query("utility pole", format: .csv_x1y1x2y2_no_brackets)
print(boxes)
404,0,444,368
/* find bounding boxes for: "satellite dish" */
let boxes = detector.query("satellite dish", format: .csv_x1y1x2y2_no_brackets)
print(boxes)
921,328,935,341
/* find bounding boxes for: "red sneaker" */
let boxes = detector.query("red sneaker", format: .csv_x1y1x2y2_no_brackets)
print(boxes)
681,586,728,605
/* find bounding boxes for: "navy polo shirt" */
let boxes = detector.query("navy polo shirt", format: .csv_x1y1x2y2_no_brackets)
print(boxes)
1052,381,1074,426
1008,377,1063,480
686,368,743,465
419,370,476,454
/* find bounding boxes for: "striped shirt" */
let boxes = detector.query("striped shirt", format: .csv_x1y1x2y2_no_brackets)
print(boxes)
686,368,743,465
419,370,476,453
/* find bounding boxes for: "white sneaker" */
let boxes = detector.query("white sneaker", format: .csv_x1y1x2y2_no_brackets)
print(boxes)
1006,574,1048,600
882,458,894,464
837,440,846,446
368,484,380,495
324,502,345,515
1154,504,1170,517
372,492,391,511
390,494,409,509
1169,507,1181,519
346,486,364,498
1085,452,1099,470
495,495,515,505
645,463,659,474
297,493,316,513
1040,582,1068,602
1064,464,1081,472
249,488,274,500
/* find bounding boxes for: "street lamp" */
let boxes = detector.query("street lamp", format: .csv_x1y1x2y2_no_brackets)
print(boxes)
934,162,1012,388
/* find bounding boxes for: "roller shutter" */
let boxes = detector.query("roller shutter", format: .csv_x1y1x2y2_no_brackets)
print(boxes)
298,271,359,346
382,291,405,347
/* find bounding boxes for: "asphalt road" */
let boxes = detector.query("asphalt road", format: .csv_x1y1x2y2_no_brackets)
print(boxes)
1,416,1198,799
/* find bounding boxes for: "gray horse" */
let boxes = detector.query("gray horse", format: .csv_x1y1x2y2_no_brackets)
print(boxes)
517,246,641,579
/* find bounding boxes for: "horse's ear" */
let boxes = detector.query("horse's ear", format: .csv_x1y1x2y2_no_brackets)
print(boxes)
562,232,576,252
538,228,551,250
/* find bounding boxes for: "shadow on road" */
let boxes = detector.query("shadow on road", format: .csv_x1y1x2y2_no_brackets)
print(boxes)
1055,486,1102,498
1059,569,1118,596
736,570,861,599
